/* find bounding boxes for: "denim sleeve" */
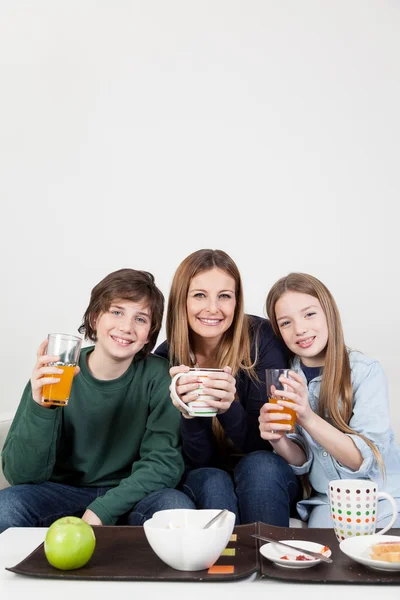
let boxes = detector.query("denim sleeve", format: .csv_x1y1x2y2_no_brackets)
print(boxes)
286,430,313,475
330,360,391,478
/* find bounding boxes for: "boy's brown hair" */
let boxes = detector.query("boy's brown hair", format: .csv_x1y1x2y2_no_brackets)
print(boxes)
79,268,164,359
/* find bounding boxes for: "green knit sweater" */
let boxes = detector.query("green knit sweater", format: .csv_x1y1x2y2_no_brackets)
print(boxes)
2,347,184,525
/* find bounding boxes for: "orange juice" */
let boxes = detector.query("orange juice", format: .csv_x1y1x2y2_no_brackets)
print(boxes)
268,395,296,432
42,364,76,406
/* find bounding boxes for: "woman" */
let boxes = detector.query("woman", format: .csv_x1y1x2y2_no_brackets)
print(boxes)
155,249,302,525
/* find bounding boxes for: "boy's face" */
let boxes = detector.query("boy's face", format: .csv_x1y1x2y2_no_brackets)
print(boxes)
93,299,151,364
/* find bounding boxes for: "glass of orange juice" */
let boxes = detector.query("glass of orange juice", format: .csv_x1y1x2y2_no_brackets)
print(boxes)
42,333,82,407
266,368,296,432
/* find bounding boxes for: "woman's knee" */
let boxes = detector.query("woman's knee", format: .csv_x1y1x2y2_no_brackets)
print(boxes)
235,451,291,482
182,468,236,510
183,468,233,496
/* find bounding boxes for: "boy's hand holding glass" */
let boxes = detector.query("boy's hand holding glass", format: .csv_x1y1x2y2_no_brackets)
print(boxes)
31,338,81,406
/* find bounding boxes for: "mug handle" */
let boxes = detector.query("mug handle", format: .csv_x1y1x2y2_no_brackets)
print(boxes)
376,492,398,535
170,372,194,416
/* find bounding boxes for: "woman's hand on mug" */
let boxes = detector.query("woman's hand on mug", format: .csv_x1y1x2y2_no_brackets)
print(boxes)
198,366,236,414
259,401,294,442
169,365,200,418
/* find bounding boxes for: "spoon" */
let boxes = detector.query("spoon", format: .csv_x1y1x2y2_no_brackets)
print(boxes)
203,509,229,529
250,533,333,563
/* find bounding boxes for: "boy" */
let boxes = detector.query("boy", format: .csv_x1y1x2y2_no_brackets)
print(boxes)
0,269,192,532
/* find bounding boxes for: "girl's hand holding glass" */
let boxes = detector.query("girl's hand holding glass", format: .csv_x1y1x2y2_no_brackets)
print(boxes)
259,402,294,441
274,370,315,428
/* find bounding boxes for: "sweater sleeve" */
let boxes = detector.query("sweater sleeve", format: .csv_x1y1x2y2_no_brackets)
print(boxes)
87,372,185,525
2,382,61,485
217,317,289,453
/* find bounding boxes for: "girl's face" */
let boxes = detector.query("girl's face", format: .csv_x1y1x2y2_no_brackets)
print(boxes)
275,291,329,367
186,267,236,342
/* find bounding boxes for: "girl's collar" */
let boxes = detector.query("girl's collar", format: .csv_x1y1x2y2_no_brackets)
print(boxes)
292,355,323,382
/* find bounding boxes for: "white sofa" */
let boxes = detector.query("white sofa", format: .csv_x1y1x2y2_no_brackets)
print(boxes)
0,413,13,491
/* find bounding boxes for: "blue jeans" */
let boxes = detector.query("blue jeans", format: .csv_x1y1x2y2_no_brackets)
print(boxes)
0,482,195,533
181,451,301,526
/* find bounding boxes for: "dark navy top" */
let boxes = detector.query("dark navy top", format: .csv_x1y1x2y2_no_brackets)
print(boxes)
300,363,322,384
154,315,289,471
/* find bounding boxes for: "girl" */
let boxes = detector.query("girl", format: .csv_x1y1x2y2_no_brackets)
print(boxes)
155,249,301,525
259,272,400,527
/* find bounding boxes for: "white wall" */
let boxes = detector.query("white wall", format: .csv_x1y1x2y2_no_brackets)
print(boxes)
1,1,399,439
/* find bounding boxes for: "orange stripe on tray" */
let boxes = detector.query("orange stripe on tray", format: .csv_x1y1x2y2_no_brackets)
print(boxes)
208,565,235,574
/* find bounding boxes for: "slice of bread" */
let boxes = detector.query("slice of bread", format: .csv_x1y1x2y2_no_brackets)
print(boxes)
370,541,400,563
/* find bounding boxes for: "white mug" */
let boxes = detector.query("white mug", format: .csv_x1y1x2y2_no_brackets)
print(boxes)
170,369,223,417
329,479,398,541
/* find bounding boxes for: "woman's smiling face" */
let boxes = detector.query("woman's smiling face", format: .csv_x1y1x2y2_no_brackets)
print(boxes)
186,267,236,342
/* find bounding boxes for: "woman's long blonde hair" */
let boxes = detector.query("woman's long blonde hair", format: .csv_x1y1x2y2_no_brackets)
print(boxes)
166,249,256,377
166,249,257,443
266,272,384,474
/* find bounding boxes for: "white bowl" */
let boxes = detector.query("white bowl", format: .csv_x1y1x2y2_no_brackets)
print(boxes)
143,509,235,571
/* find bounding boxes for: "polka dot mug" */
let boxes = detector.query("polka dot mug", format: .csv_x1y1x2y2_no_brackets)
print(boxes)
329,479,398,542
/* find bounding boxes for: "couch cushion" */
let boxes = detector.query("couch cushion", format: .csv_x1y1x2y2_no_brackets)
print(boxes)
0,414,14,490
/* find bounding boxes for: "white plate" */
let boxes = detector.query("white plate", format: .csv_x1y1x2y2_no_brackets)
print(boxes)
340,534,400,572
259,539,331,569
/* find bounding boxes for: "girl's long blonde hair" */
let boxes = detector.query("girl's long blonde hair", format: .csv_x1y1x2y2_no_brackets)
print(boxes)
266,272,384,474
166,249,257,443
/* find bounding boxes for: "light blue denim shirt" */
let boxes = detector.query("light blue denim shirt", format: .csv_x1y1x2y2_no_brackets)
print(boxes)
287,351,400,522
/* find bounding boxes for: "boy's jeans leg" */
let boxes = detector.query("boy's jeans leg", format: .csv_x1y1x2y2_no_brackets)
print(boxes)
0,482,99,534
121,488,196,526
234,450,302,526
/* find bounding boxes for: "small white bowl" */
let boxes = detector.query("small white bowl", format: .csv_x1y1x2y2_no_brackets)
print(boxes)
259,539,332,569
143,509,235,571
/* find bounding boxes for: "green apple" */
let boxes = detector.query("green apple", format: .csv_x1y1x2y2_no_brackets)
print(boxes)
44,516,96,570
